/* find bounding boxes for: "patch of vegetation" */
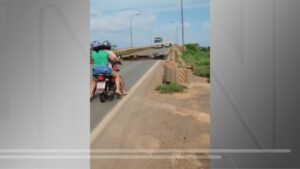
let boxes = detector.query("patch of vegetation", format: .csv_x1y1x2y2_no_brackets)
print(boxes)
182,43,210,79
156,83,187,94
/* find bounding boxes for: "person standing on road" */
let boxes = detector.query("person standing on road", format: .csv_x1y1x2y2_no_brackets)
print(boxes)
102,40,128,95
90,40,122,100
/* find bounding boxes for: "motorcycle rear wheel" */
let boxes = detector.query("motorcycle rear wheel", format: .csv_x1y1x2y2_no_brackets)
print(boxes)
108,82,116,101
99,91,108,103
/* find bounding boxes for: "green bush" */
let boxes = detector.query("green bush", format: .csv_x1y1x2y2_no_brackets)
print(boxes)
182,44,210,79
185,43,200,52
156,83,186,94
194,65,210,78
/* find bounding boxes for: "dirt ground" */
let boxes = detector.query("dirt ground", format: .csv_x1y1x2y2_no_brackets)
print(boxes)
91,62,210,169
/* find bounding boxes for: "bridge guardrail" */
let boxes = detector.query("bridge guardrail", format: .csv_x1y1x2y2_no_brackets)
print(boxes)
163,47,193,86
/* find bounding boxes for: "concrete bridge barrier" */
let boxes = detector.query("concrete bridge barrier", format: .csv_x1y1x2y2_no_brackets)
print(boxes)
163,47,193,86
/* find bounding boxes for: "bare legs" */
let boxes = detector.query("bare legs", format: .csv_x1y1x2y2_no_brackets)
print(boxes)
90,78,96,100
113,73,128,96
119,76,127,95
90,73,126,101
112,72,122,96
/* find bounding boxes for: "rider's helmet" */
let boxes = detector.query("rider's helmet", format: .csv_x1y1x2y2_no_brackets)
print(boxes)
102,40,112,50
90,40,102,50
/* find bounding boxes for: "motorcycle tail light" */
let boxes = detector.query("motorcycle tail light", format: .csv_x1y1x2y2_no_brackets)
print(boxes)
97,76,105,81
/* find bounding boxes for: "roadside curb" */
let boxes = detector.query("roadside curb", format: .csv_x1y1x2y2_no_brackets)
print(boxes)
90,61,162,144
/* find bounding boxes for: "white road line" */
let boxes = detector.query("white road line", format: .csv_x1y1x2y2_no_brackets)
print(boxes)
90,61,162,144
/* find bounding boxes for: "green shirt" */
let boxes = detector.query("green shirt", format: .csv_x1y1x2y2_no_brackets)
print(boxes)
91,50,109,67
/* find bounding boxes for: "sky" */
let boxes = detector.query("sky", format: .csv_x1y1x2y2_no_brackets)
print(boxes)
91,0,210,48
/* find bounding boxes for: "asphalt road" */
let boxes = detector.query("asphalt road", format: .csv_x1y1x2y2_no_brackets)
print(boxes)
90,47,170,131
134,47,171,58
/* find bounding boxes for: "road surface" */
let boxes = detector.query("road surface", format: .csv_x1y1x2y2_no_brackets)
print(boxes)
134,47,170,58
90,47,170,131
91,60,210,169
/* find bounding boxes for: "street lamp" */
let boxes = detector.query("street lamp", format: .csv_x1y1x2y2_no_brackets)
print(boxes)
180,0,185,50
130,13,140,48
170,21,178,45
150,29,154,45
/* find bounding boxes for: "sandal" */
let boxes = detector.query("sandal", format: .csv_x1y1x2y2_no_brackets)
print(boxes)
116,90,122,97
122,90,128,96
90,93,95,101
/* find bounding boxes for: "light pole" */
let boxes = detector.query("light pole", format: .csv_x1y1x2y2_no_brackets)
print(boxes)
150,29,154,45
130,13,140,48
170,21,178,45
180,0,185,50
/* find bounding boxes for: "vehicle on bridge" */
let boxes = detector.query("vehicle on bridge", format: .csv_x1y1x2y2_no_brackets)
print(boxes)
153,37,164,48
164,39,172,48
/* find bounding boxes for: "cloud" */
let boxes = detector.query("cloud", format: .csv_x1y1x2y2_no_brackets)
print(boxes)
184,22,191,28
156,22,190,30
147,2,209,13
91,0,209,13
90,8,97,18
202,22,210,30
91,10,156,33
90,0,210,47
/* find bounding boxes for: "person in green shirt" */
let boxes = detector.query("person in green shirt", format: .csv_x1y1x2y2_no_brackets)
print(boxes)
90,41,122,99
102,40,128,95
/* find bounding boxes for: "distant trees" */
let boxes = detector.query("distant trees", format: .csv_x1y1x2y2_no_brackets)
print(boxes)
112,44,118,50
185,43,210,53
183,43,210,79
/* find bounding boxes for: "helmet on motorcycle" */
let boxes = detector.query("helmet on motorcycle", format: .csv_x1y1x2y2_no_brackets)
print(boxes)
90,40,101,49
102,40,112,50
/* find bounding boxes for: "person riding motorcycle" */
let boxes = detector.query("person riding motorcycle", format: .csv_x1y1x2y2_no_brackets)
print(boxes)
90,40,122,100
102,40,128,95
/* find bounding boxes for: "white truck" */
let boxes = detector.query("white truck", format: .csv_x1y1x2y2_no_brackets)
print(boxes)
164,39,172,48
153,37,164,48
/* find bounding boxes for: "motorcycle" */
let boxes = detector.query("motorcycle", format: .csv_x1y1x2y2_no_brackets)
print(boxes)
94,61,121,103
